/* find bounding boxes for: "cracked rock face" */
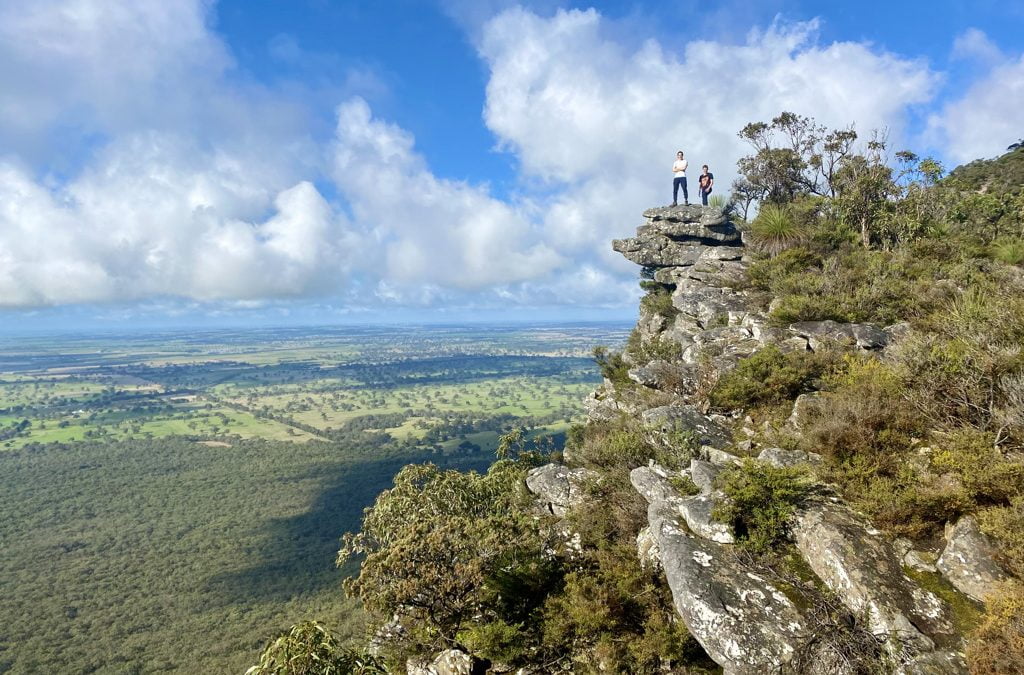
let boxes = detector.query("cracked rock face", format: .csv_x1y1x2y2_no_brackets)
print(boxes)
936,516,1010,603
631,467,806,674
613,205,745,268
525,464,596,517
641,405,732,450
792,502,957,656
788,320,889,351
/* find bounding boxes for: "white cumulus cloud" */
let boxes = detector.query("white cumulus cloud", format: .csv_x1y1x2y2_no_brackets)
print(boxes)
478,8,939,267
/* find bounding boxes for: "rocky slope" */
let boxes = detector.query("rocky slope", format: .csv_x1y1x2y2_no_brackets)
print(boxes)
525,205,1011,674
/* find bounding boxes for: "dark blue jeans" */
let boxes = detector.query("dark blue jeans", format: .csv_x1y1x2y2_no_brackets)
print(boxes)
701,189,710,206
673,177,688,204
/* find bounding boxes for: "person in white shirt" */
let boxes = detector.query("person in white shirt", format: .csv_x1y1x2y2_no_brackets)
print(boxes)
672,151,689,206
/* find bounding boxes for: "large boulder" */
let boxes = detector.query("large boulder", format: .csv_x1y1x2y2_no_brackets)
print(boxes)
642,405,732,449
758,447,823,469
788,320,889,351
792,502,957,657
632,467,807,674
936,516,1010,603
627,359,699,395
612,236,706,267
407,649,483,675
525,464,596,517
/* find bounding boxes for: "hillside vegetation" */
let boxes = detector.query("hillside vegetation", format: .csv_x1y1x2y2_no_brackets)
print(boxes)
254,124,1024,673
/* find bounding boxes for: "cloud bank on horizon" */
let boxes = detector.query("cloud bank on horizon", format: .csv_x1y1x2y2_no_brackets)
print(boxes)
1,0,1021,314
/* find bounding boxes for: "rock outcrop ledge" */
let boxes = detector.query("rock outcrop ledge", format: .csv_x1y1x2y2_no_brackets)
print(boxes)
526,204,991,674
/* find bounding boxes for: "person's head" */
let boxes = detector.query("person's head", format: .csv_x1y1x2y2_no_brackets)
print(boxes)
677,151,684,158
702,164,709,172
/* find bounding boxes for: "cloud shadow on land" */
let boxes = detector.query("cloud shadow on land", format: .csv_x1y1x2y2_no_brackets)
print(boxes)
202,451,495,605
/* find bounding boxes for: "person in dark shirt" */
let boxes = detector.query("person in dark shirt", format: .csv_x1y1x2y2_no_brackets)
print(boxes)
698,165,714,206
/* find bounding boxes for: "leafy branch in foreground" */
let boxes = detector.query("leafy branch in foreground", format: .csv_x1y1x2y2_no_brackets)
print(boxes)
246,621,385,675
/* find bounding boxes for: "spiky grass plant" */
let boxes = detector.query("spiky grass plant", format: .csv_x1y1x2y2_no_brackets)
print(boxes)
708,194,727,209
750,204,809,256
990,237,1024,266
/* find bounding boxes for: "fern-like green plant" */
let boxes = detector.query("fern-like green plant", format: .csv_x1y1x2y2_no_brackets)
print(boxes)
749,204,809,256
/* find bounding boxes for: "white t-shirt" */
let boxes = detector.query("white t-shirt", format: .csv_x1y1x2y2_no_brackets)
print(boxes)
673,159,688,177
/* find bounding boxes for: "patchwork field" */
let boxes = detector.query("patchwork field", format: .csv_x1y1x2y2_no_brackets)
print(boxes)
0,322,629,673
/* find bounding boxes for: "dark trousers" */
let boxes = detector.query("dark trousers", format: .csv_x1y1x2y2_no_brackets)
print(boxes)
673,177,688,204
701,189,710,206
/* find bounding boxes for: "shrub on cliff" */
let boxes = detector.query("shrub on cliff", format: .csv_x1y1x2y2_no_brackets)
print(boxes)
749,204,809,256
246,621,384,675
713,459,816,554
965,582,1024,675
708,344,840,412
338,460,559,665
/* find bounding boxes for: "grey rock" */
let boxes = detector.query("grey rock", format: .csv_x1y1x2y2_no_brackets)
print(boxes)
672,283,749,326
679,493,735,543
787,392,824,431
627,360,699,395
642,405,732,449
644,499,806,673
884,321,913,344
636,525,661,569
789,320,889,350
692,325,753,345
937,516,1009,603
525,464,596,517
699,245,745,262
900,650,968,675
630,465,677,504
407,649,476,675
757,447,823,468
642,204,725,224
647,219,742,244
779,336,812,353
792,502,956,654
704,446,741,466
689,459,722,493
612,237,706,267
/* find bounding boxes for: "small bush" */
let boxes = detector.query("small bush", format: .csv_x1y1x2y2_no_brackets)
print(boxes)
246,621,385,675
708,344,841,411
593,346,631,387
713,459,817,553
990,237,1024,266
625,329,684,365
801,357,921,466
572,419,655,471
749,204,810,256
966,582,1024,675
978,495,1024,579
639,282,678,320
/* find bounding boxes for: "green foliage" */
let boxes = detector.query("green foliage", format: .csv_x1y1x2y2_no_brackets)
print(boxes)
708,344,840,411
571,419,655,470
803,357,921,465
246,621,385,675
638,282,678,320
339,460,553,659
592,346,631,387
978,495,1024,579
965,582,1024,675
990,237,1024,265
539,543,708,673
713,460,816,553
625,328,684,366
749,204,809,256
900,285,1024,437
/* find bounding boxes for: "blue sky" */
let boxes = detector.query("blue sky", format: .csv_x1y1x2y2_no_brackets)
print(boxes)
1,0,1022,332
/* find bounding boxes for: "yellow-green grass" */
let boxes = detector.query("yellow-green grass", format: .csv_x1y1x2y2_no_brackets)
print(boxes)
2,406,321,449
